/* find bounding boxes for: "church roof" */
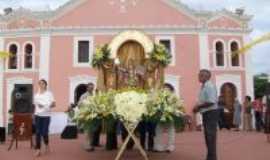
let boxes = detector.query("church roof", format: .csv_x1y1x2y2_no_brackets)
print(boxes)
0,0,252,24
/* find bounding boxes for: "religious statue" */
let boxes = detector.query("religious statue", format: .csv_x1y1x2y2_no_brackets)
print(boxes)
98,57,164,91
114,59,145,89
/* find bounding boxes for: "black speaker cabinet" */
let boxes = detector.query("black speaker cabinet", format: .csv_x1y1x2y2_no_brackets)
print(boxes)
0,127,5,143
12,84,34,113
61,125,78,139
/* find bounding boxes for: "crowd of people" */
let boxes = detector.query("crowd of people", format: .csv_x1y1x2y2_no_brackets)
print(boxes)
24,69,270,160
193,70,270,160
195,86,270,142
31,79,182,158
73,82,178,153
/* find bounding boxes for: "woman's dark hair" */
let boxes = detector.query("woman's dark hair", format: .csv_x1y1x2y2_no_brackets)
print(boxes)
245,96,251,102
218,95,225,105
163,83,175,92
87,82,94,87
39,79,48,87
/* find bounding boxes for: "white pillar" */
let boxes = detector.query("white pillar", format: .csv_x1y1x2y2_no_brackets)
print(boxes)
199,32,210,69
244,35,254,99
39,34,51,83
244,35,255,129
0,37,4,127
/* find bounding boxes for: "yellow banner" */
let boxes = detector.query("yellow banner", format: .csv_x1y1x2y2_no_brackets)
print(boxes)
0,51,11,59
233,33,270,57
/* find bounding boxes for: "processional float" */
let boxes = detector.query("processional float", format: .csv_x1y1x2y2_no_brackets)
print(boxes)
93,30,170,160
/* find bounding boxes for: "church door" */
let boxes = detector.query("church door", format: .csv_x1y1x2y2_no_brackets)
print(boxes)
220,83,237,128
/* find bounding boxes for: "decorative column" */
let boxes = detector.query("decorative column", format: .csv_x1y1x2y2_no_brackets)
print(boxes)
244,35,255,129
39,34,51,83
244,35,254,99
199,32,210,69
0,37,4,127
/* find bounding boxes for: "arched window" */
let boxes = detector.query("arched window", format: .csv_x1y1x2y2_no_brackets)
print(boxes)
24,43,33,69
230,41,240,66
8,44,18,69
215,41,225,66
74,84,87,105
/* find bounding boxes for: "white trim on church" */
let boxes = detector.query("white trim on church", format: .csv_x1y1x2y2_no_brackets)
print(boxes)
215,74,243,102
39,34,51,83
69,75,97,104
73,36,94,68
0,37,4,127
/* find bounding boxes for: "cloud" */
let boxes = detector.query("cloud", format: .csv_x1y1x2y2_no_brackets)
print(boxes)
0,0,68,12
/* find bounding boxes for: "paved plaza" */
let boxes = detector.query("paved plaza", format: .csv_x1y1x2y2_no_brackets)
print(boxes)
0,131,268,160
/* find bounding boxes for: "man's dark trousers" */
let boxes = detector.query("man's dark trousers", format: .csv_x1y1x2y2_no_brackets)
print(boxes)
202,110,219,160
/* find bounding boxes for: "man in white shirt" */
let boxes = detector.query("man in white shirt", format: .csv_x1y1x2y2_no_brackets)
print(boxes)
193,69,219,160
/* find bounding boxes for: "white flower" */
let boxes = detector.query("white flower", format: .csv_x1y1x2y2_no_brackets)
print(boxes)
114,91,147,124
146,89,185,123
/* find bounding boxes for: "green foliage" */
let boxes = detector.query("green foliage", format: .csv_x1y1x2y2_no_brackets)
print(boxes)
82,118,102,133
149,44,172,67
146,89,185,131
92,44,110,68
254,73,269,97
92,43,172,68
173,115,185,132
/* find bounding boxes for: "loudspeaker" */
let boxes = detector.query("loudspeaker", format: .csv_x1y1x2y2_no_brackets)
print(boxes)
0,127,5,143
12,84,34,113
61,125,78,139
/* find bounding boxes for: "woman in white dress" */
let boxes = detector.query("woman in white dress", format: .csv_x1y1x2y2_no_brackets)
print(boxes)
34,79,55,157
154,84,176,152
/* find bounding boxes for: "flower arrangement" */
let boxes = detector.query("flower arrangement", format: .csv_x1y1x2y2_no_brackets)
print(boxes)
149,44,172,67
74,87,185,131
74,91,115,131
74,96,99,131
92,44,111,68
92,42,171,69
146,89,185,130
114,90,148,124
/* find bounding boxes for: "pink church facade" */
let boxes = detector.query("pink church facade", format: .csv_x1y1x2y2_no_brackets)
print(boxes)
0,0,254,131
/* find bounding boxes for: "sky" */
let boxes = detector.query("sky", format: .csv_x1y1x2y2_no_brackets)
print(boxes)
0,0,269,74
